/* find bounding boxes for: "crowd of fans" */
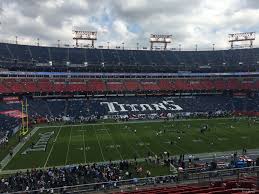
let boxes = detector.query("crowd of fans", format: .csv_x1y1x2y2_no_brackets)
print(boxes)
0,161,130,193
1,149,256,193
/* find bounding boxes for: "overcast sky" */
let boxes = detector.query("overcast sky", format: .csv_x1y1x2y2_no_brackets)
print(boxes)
0,0,259,50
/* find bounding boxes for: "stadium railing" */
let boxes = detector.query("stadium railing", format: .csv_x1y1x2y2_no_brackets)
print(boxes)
7,166,259,194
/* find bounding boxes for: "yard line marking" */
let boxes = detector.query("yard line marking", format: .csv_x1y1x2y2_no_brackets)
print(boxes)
154,129,188,154
145,133,172,154
213,124,245,148
131,130,156,156
65,127,73,165
119,129,141,158
82,127,87,164
171,124,209,146
94,127,105,162
44,126,62,167
208,126,232,145
104,125,123,160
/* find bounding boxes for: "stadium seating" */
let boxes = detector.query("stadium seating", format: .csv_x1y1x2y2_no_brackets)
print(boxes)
115,179,259,194
107,81,125,92
88,79,106,92
1,95,258,122
1,43,259,73
1,77,259,95
124,80,143,91
141,81,160,91
0,114,20,139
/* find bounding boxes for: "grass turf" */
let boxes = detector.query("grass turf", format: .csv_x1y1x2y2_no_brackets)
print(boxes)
4,117,259,171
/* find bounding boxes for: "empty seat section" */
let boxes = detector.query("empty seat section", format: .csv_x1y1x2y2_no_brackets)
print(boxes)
189,80,204,90
3,79,24,93
88,80,106,92
158,80,173,90
67,82,87,92
141,81,160,91
37,79,53,93
174,80,191,91
200,80,214,90
0,81,12,94
214,80,227,90
106,81,125,92
20,79,38,93
227,79,240,90
124,80,142,91
240,80,254,90
53,81,67,93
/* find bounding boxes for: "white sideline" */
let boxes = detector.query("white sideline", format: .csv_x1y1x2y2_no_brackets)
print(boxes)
2,148,259,175
36,117,235,129
44,126,62,167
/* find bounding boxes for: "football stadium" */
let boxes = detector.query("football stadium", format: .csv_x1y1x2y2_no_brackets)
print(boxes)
1,1,259,193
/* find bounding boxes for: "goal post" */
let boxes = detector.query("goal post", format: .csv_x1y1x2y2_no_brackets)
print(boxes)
20,98,29,136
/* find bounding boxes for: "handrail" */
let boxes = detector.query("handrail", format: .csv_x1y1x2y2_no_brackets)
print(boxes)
6,166,259,194
1,71,259,78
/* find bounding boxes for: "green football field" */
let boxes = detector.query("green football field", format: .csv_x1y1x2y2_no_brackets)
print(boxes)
4,117,259,170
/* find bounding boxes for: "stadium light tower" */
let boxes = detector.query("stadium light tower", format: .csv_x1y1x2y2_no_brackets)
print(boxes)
150,34,172,50
72,30,97,48
229,32,256,49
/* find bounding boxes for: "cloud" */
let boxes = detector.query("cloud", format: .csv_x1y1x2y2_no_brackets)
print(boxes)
0,0,259,49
